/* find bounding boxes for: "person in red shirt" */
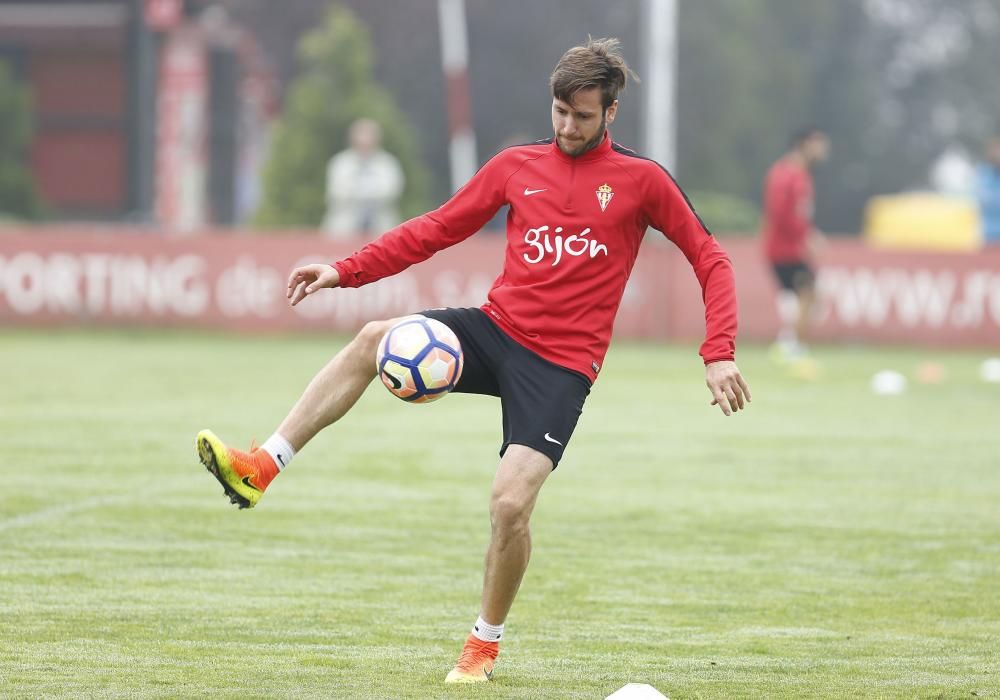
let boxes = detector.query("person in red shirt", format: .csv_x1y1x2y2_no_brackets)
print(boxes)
761,127,830,360
196,38,750,683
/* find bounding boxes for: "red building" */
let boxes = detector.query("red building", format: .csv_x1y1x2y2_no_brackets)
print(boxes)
0,0,274,227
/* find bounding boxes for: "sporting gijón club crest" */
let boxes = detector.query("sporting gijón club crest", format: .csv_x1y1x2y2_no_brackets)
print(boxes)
596,183,614,212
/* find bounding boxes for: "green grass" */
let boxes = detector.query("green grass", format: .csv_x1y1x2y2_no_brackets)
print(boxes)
1,329,998,699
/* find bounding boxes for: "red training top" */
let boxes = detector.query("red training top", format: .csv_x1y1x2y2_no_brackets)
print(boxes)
333,133,737,383
761,156,815,262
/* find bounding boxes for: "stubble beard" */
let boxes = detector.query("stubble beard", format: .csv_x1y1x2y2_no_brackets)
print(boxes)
558,115,607,158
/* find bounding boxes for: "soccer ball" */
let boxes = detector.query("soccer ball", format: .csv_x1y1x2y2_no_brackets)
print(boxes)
376,316,464,403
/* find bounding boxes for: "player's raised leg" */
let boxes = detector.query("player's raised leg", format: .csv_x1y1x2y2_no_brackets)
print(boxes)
196,317,403,509
445,445,552,683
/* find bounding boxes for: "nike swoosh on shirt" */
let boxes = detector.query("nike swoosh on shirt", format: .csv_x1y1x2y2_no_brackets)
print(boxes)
523,187,546,196
543,433,563,446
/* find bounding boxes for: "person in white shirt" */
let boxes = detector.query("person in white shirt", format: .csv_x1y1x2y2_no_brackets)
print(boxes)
323,118,405,238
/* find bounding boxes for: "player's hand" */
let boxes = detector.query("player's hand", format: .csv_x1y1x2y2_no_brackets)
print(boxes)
807,228,828,259
705,360,751,416
287,263,341,306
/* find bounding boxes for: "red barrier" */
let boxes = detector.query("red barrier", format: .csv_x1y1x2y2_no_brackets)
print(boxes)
2,227,999,347
0,227,675,336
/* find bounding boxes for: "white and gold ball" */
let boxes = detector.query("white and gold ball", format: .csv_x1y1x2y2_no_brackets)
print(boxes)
376,316,464,404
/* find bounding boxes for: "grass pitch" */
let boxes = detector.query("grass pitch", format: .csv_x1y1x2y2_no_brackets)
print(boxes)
1,329,998,699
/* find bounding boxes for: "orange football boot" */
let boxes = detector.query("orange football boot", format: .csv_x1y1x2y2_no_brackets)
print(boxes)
444,634,500,684
196,429,279,509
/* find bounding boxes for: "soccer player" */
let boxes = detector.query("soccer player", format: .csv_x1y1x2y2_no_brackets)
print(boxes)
761,127,830,361
196,37,750,684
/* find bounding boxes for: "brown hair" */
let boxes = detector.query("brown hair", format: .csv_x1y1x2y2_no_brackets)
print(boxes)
550,37,638,110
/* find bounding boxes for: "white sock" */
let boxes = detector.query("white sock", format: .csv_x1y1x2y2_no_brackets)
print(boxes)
472,616,503,642
777,329,799,348
261,433,296,471
776,290,801,348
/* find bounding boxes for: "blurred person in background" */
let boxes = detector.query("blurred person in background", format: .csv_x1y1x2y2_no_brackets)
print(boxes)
976,135,1000,245
761,127,830,362
323,118,404,238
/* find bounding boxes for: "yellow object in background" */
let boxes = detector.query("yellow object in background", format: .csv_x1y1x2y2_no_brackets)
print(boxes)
863,193,983,251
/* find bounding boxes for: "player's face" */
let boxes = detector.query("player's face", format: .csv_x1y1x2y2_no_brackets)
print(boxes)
552,87,617,157
804,134,830,165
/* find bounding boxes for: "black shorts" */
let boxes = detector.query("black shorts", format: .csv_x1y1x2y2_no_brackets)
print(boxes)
419,307,591,468
771,261,815,292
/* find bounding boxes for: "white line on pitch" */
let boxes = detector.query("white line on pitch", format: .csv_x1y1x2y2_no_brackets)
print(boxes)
0,495,132,533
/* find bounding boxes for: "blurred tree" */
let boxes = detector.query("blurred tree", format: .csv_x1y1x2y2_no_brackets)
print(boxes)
253,3,428,229
225,0,639,211
0,61,42,220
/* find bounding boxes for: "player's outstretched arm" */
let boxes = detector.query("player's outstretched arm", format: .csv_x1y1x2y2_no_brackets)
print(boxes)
705,360,751,416
287,264,341,306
